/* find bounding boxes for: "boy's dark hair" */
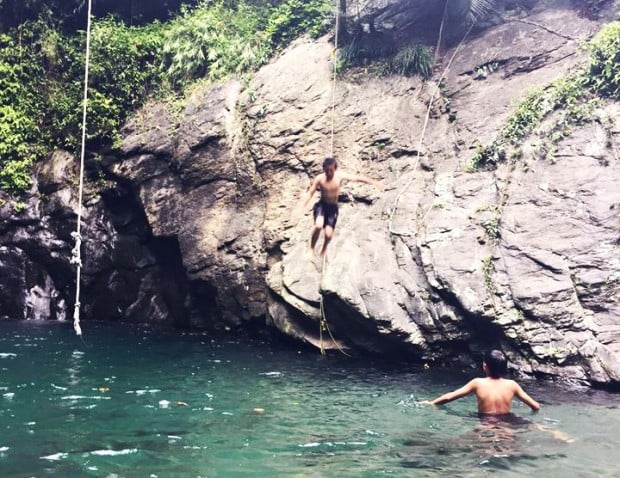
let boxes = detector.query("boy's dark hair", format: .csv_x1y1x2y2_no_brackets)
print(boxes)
484,349,507,378
323,157,337,169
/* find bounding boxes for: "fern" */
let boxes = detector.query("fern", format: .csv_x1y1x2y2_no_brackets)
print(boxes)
389,44,434,79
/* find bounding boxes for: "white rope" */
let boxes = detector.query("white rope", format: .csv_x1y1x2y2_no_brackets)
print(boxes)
71,0,94,336
320,3,473,352
329,3,340,157
388,17,476,237
317,2,351,357
434,0,450,64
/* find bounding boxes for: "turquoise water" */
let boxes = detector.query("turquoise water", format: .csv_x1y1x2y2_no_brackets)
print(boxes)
0,321,617,477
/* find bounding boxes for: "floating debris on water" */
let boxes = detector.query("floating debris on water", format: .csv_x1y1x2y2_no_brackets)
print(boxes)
259,371,282,377
40,452,68,461
299,442,321,448
88,448,138,456
127,389,161,395
298,441,368,449
60,395,110,400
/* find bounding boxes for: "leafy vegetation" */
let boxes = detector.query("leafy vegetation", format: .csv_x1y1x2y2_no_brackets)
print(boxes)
0,30,46,192
387,44,433,79
468,21,619,171
336,39,433,79
468,141,505,171
265,0,331,50
587,21,620,97
502,87,549,142
161,2,267,85
0,0,332,194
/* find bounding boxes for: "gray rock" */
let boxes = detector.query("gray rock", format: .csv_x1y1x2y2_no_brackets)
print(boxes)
1,0,618,388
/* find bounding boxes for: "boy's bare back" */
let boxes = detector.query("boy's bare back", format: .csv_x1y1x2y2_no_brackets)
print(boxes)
427,350,540,415
470,377,538,414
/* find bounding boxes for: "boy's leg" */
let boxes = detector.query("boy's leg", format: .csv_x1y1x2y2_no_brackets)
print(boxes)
319,226,334,257
309,216,324,256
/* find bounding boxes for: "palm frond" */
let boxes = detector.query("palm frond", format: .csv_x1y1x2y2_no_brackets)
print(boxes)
450,0,496,24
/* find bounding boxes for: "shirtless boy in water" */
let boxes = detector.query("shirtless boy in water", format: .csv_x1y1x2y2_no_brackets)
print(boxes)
296,157,383,258
426,350,540,415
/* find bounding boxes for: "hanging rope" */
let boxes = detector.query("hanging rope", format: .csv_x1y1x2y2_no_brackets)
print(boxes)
319,2,478,353
329,3,340,156
434,0,450,64
318,255,351,357
388,12,477,237
317,3,350,358
70,0,94,336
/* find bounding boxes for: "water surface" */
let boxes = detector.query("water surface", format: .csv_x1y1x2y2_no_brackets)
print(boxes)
0,321,617,477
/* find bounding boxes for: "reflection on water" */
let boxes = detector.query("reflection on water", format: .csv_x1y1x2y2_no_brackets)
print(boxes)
0,321,617,477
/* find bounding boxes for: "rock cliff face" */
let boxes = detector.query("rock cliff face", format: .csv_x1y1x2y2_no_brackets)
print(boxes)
0,0,618,387
0,150,194,327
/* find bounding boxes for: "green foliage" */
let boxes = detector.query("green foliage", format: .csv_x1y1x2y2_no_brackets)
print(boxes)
482,217,500,241
500,22,619,147
87,18,165,144
0,1,336,194
162,2,268,85
482,255,495,292
0,156,33,192
335,42,362,71
502,86,549,142
587,21,620,97
550,74,595,124
337,40,433,80
468,141,505,171
0,16,167,191
265,0,331,51
387,44,433,79
0,31,45,192
161,0,332,86
468,22,620,172
501,73,594,146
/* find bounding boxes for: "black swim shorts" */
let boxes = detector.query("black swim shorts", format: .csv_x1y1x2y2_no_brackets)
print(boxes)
313,200,339,228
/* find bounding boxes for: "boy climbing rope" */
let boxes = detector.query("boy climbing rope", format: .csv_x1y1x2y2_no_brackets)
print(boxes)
294,157,383,258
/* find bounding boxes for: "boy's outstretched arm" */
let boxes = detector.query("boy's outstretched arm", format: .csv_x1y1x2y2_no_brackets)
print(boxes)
430,379,477,405
514,382,541,411
341,172,384,191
